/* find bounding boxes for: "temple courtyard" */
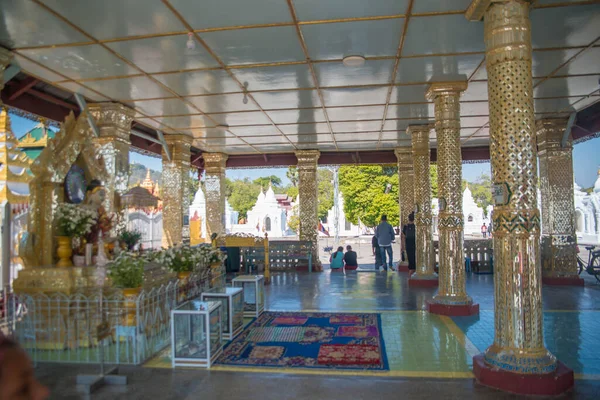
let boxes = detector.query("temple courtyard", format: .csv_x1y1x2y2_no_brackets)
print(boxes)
34,270,600,399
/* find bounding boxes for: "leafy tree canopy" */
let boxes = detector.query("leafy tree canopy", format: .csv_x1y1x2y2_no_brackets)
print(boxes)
318,169,334,221
286,166,298,187
338,165,399,227
253,175,282,189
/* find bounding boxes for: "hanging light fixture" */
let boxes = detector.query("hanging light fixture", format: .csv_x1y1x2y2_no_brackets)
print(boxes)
342,55,366,67
186,32,195,50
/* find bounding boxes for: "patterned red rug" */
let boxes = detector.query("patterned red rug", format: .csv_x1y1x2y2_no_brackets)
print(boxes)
216,311,388,370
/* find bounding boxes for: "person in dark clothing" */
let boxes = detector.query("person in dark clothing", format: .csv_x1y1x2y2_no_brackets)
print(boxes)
343,245,358,270
402,212,417,274
375,215,395,271
372,234,382,268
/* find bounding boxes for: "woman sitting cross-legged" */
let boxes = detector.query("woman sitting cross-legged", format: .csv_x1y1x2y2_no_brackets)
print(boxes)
330,246,344,271
343,245,358,270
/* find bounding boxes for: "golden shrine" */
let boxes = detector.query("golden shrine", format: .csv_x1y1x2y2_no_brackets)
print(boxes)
0,109,32,205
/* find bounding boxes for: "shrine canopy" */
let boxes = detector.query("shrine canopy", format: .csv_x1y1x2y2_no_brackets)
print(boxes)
0,0,599,167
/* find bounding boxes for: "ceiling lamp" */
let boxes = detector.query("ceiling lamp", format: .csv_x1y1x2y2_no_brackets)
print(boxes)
342,55,365,67
186,32,195,50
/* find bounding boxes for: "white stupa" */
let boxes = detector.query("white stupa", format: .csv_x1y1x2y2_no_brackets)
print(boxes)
189,188,237,238
243,183,287,237
325,192,360,237
462,185,490,235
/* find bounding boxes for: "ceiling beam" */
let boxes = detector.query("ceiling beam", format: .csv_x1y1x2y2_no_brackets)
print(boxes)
7,77,38,101
28,88,78,110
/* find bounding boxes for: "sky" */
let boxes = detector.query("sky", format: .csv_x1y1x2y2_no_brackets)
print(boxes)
8,112,600,188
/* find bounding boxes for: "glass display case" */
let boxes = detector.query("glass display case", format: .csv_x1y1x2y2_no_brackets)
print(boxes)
201,287,244,340
170,300,222,368
232,275,265,318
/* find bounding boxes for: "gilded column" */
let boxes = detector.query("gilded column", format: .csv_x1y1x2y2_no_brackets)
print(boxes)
89,103,134,213
426,82,477,314
466,2,569,393
162,134,192,247
407,125,438,285
203,152,228,239
537,119,581,285
394,147,414,229
296,150,320,269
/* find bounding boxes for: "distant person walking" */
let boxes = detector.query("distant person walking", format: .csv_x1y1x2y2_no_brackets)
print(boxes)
372,232,382,268
330,246,344,271
481,223,488,238
343,245,358,270
376,215,395,271
402,212,417,274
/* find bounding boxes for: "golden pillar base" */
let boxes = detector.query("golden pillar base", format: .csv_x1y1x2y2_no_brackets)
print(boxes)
13,266,105,296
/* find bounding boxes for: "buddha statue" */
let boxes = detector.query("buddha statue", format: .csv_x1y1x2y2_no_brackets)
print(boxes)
82,180,114,250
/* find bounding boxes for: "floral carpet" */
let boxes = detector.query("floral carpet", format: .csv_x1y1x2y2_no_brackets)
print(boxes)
215,311,388,370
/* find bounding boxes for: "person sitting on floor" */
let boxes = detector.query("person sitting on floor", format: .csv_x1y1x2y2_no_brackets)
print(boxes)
343,245,358,270
330,246,344,271
0,333,49,400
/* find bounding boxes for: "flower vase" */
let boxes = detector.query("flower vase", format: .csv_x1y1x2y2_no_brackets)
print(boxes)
85,243,93,266
122,287,142,326
56,236,73,267
73,255,86,267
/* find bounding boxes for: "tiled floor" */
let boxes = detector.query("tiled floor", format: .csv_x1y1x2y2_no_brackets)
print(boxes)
35,270,600,398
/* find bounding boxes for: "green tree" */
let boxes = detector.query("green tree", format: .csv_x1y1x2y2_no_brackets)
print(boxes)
338,165,399,227
253,175,282,189
227,178,261,220
286,166,299,187
470,173,493,217
287,186,299,199
188,170,200,204
318,169,334,221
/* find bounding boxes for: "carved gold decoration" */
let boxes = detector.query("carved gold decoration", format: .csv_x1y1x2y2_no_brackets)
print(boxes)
162,134,192,247
394,147,414,229
89,103,135,212
203,152,228,239
21,111,109,267
407,125,437,280
0,110,33,204
476,0,556,374
536,118,577,278
12,266,105,295
427,82,472,305
296,150,320,268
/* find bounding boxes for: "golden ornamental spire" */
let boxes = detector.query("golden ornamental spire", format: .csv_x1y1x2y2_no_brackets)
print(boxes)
0,109,33,204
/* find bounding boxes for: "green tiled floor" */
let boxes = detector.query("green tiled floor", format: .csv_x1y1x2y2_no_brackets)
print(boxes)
381,312,473,374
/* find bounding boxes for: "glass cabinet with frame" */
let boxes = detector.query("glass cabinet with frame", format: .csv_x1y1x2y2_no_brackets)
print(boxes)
170,300,222,368
201,287,244,340
232,275,265,318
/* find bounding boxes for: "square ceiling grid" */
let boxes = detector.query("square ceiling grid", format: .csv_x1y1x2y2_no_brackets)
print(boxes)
1,0,599,154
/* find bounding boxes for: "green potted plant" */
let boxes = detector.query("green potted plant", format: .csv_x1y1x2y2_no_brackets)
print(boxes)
119,230,143,251
107,252,146,326
155,245,199,280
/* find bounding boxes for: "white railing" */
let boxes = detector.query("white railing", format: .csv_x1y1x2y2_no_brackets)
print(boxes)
9,266,224,365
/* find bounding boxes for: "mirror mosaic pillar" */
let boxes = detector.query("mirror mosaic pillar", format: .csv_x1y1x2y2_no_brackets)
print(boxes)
88,103,134,213
467,0,572,394
536,119,582,286
426,82,478,315
407,125,438,286
296,150,320,268
161,135,192,247
395,147,414,269
203,152,228,240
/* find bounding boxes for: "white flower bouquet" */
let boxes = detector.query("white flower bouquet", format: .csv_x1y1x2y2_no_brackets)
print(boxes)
152,245,225,273
55,203,98,238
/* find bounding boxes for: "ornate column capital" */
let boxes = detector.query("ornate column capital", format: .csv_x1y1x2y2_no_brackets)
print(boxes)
164,134,193,165
407,125,432,155
394,147,413,171
88,102,134,143
536,118,571,152
466,0,532,21
295,150,320,169
425,81,468,100
203,152,228,174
